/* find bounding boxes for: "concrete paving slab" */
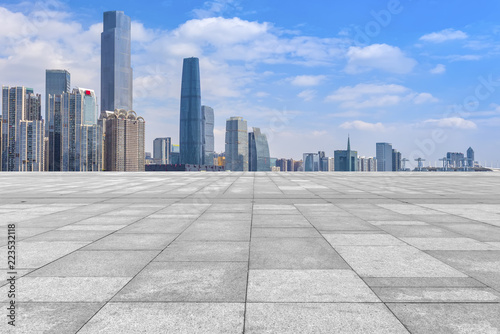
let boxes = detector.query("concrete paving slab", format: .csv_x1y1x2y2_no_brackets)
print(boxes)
78,302,244,334
251,227,321,238
373,287,500,302
247,269,380,302
364,277,487,288
324,233,405,246
156,241,249,262
83,233,177,250
402,237,498,250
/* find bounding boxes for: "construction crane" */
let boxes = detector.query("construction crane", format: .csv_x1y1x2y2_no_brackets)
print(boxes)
414,158,426,171
401,158,409,171
438,157,447,171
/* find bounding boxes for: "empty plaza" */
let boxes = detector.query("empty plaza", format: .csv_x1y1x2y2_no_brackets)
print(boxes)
1,172,500,333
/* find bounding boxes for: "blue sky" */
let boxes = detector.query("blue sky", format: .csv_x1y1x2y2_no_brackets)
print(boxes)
1,0,500,167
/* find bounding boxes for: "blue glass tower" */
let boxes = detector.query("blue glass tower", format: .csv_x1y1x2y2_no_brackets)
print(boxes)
202,105,214,166
101,11,133,113
45,69,70,134
180,57,203,165
248,127,271,171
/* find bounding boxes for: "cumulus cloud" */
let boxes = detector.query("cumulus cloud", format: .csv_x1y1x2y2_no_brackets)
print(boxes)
340,120,386,131
290,75,326,86
420,28,468,43
422,117,477,129
326,83,437,109
345,44,417,74
430,64,446,74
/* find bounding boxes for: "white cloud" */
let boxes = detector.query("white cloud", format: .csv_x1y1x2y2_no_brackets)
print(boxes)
446,54,482,62
420,29,468,43
345,44,417,74
422,117,477,129
297,89,316,101
192,0,240,19
326,83,437,109
430,64,446,74
340,120,386,131
290,75,326,86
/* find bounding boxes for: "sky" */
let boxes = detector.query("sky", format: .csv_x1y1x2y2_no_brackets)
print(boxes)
1,0,499,167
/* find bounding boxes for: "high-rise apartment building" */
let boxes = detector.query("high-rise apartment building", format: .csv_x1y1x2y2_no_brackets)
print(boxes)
467,147,474,168
45,69,70,133
392,149,402,171
153,137,171,165
376,142,393,171
48,88,99,171
202,105,214,165
2,86,44,171
225,116,248,171
101,11,133,112
248,127,271,171
328,157,335,171
102,109,145,171
276,159,288,172
334,137,358,171
180,57,203,165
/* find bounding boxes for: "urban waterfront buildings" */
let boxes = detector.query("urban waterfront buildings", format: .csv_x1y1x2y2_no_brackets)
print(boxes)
102,109,145,171
179,57,203,165
202,105,214,166
447,152,465,168
101,11,133,112
1,86,44,171
225,116,248,171
376,142,393,171
248,127,271,171
334,137,358,171
467,147,475,168
45,70,70,134
153,137,171,165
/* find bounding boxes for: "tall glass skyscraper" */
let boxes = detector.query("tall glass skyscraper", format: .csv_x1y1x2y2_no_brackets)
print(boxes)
202,105,214,166
376,142,393,171
179,57,203,165
225,117,248,171
153,137,171,165
248,127,271,171
467,147,474,168
101,11,133,113
45,69,70,133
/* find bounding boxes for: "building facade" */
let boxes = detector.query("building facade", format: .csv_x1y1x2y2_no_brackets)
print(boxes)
467,147,474,168
202,105,214,166
225,117,248,171
248,127,271,171
392,149,402,171
153,137,171,165
303,153,320,172
334,137,358,171
447,152,465,168
180,57,203,165
376,142,393,171
45,69,70,133
101,11,133,113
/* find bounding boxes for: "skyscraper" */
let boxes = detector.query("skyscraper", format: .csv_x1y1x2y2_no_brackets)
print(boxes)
303,153,320,172
376,142,393,171
180,57,203,165
447,152,465,168
48,88,99,171
248,127,271,171
153,137,171,165
467,147,474,168
102,109,145,171
392,149,402,171
45,69,70,133
2,86,44,171
202,105,214,166
101,11,133,112
225,117,248,171
334,136,358,171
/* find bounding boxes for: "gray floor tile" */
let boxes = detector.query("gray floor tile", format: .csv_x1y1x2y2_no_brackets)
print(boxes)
156,241,249,262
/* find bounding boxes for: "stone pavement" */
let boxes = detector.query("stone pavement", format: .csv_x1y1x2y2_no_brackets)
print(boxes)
1,172,500,333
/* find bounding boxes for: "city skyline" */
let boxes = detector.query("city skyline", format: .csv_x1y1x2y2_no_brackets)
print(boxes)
0,1,499,166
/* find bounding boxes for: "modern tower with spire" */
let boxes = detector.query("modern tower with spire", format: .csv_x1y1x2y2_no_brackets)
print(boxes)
334,136,358,171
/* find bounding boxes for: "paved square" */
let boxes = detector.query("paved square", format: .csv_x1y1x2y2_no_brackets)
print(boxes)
1,172,500,333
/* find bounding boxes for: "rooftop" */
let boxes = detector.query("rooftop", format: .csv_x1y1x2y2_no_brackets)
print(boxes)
1,172,500,333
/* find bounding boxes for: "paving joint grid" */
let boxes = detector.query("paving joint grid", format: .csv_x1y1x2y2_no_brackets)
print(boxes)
74,173,237,333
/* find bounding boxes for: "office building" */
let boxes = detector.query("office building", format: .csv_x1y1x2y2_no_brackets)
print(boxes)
328,157,335,171
287,159,296,172
214,152,225,167
180,57,203,165
447,152,465,168
102,109,145,171
334,136,358,171
101,11,133,112
2,86,44,171
467,147,474,168
358,156,377,172
45,70,70,133
202,105,214,165
153,137,171,165
48,88,99,171
225,116,248,171
318,151,329,171
276,159,288,172
392,149,402,171
376,142,393,171
249,127,271,171
303,153,320,172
